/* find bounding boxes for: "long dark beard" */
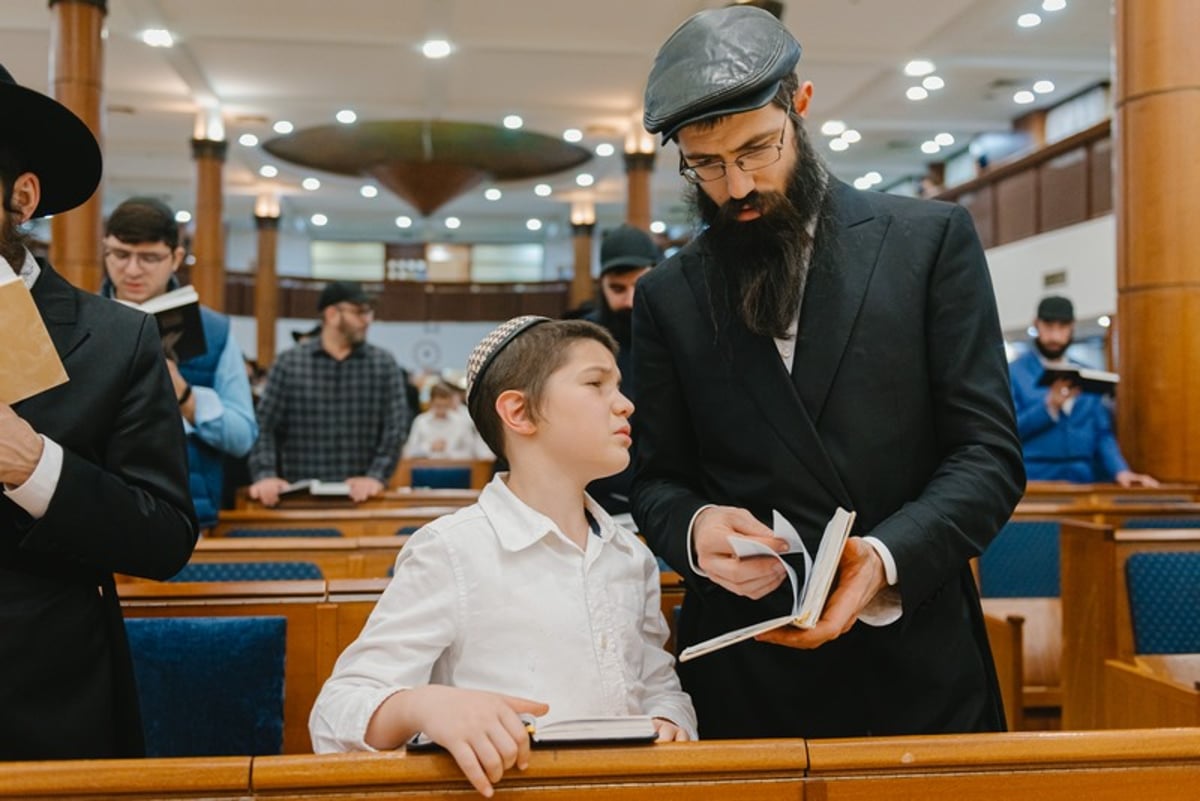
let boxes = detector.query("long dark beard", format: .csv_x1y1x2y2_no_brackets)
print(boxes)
0,205,28,269
1034,337,1072,361
596,301,632,350
689,120,832,338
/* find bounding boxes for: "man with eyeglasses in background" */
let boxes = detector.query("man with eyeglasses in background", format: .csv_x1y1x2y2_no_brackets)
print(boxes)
102,197,258,530
248,281,409,506
630,6,1024,739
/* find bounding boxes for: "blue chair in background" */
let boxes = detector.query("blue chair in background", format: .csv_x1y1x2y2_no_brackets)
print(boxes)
395,525,421,536
410,465,472,489
223,527,343,538
125,616,286,756
170,561,322,582
979,521,1062,598
1122,518,1200,530
1125,551,1200,654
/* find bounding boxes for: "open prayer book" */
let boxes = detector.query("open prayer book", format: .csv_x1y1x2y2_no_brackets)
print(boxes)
0,269,69,404
678,507,856,663
408,715,657,749
1036,364,1119,395
117,285,206,362
280,479,352,497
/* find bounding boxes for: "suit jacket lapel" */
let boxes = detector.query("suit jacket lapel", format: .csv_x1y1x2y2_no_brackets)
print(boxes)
30,259,89,362
792,181,889,425
680,243,850,507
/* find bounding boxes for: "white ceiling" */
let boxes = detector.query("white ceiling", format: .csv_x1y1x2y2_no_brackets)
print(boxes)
1,0,1112,246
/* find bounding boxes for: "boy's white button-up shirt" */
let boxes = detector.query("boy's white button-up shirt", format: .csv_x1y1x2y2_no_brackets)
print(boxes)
310,474,697,751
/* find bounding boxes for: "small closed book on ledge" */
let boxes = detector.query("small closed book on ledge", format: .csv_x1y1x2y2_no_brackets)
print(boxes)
280,479,352,497
118,285,207,362
1037,365,1118,395
679,507,856,663
0,272,69,404
408,715,657,750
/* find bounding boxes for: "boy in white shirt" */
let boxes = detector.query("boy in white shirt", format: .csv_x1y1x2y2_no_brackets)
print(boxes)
310,316,696,796
401,383,479,459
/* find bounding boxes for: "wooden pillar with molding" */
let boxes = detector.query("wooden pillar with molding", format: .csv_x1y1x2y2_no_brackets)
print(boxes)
623,152,655,233
253,205,280,367
190,138,227,311
1113,0,1200,483
570,221,596,310
47,0,106,291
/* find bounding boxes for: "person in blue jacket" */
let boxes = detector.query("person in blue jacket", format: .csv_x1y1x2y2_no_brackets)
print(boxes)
1009,295,1157,486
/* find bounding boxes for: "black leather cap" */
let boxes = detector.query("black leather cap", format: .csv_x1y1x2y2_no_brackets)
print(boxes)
1037,296,1075,323
599,224,660,275
643,6,801,143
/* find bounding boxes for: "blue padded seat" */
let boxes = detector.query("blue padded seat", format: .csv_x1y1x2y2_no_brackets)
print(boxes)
125,616,286,756
1122,518,1200,529
979,521,1061,598
224,527,343,538
170,560,322,582
1125,551,1200,654
396,525,421,536
410,465,472,489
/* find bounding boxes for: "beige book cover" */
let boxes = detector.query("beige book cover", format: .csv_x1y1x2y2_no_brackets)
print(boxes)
0,277,69,404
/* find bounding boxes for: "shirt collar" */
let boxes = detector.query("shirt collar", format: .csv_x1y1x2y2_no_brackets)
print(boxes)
478,472,629,554
0,248,41,289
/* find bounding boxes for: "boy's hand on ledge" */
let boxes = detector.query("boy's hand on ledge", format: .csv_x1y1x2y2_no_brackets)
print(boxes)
652,718,690,742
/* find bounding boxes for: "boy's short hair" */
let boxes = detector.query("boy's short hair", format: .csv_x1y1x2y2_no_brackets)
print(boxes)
467,318,618,461
106,196,180,249
429,383,454,402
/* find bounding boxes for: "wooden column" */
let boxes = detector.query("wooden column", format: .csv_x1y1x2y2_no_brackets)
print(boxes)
1114,0,1200,482
47,0,106,291
570,221,595,310
253,209,280,367
190,137,227,311
623,152,655,232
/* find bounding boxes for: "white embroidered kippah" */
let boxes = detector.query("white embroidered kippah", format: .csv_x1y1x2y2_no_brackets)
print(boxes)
465,315,551,402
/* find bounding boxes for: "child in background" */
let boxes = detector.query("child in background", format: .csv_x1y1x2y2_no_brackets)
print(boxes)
310,316,695,797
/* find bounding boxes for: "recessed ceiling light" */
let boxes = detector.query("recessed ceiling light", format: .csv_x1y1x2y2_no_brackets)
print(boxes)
922,75,945,91
395,215,413,228
575,173,595,187
421,39,452,59
238,133,258,147
302,177,321,191
360,185,378,198
526,218,543,231
649,221,667,234
563,128,583,143
174,210,192,223
310,213,327,226
140,29,174,48
830,138,849,152
595,143,615,157
841,129,862,144
445,217,461,229
921,140,941,154
273,120,294,134
1042,0,1066,11
484,188,502,201
906,86,929,101
864,171,882,184
259,165,278,178
820,120,846,136
853,176,873,190
534,183,552,197
503,114,524,130
1018,13,1042,28
1098,314,1111,328
1033,79,1056,94
934,132,955,146
904,59,936,77
336,109,357,124
1013,90,1036,104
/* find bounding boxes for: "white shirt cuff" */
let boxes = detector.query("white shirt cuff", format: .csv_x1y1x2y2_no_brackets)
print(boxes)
183,384,223,434
857,535,902,627
685,504,717,578
3,435,63,519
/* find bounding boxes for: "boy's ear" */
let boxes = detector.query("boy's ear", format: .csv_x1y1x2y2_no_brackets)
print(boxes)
494,389,537,437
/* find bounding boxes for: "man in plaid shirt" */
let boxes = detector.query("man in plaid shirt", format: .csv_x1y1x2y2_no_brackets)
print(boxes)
248,282,409,505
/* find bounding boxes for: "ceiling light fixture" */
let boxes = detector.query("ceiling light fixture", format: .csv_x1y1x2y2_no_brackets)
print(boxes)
238,133,259,147
302,177,321,190
259,165,278,178
650,221,667,234
140,29,174,48
841,129,862,144
421,39,452,59
906,86,929,101
575,173,595,187
484,188,502,201
395,215,413,228
830,139,849,152
820,120,846,136
934,132,955,146
595,143,615,157
336,109,357,124
445,217,461,229
534,183,552,197
526,218,543,231
310,213,328,226
1042,0,1067,11
1013,90,1036,104
921,140,941,154
174,210,192,223
922,75,945,91
904,59,936,77
503,114,524,130
1018,13,1042,28
273,120,294,134
1033,79,1056,94
360,185,378,198
563,128,583,143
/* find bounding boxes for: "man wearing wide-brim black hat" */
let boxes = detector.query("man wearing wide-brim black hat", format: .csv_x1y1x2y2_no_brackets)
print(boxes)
630,6,1024,739
0,63,197,759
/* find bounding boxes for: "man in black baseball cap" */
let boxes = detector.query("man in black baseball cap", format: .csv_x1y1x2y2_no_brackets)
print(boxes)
630,6,1023,740
0,63,197,759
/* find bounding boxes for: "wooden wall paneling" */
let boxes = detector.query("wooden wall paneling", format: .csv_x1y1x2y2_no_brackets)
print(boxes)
1038,148,1089,232
995,170,1039,245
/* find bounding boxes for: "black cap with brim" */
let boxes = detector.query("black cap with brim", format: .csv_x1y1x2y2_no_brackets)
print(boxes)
1037,296,1075,323
0,63,102,218
643,6,801,143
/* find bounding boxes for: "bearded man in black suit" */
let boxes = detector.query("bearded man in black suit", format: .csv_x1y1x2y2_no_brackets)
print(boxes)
0,63,197,760
631,7,1024,739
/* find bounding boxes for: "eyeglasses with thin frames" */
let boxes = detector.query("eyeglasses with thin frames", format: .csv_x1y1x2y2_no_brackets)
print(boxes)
103,247,174,268
678,113,791,185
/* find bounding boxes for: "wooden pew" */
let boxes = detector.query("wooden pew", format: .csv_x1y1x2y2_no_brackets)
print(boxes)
234,486,478,511
390,457,496,490
0,757,252,800
1105,655,1200,728
211,506,458,537
1011,500,1200,526
805,728,1200,800
187,536,406,579
981,598,1062,730
1060,522,1200,729
118,581,340,755
1022,480,1198,505
984,611,1024,730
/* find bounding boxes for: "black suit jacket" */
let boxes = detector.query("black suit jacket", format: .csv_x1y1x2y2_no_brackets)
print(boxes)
631,181,1024,738
0,261,197,760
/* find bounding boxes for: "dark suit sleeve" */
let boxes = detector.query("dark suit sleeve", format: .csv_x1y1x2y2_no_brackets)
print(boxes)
869,205,1025,612
19,313,198,579
629,278,709,579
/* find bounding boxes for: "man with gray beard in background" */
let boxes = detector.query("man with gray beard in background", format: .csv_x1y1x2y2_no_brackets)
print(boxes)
630,6,1025,739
